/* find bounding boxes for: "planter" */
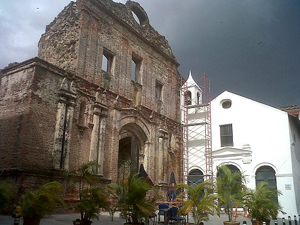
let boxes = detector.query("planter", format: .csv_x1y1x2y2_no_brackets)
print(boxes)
251,220,270,225
23,217,41,225
223,222,240,225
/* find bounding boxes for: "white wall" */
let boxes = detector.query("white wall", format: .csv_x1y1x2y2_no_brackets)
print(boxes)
211,91,299,216
289,116,300,214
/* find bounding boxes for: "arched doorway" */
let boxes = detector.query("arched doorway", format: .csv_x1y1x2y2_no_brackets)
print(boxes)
118,124,147,183
255,166,278,203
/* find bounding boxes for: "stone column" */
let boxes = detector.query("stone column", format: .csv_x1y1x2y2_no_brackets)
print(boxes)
53,77,77,170
143,141,150,171
89,99,107,175
158,129,169,184
89,114,100,163
97,117,106,175
62,100,75,170
158,135,164,183
53,97,75,170
53,97,67,169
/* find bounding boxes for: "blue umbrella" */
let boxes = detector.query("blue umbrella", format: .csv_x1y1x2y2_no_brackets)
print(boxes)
168,172,176,203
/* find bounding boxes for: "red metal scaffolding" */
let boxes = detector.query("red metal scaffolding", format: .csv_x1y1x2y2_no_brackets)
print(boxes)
180,74,213,184
180,76,189,184
204,74,213,180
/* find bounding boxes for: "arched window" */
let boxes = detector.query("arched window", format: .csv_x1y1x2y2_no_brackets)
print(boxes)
188,169,204,186
197,92,201,105
185,91,192,105
217,165,242,202
217,164,241,177
255,166,278,203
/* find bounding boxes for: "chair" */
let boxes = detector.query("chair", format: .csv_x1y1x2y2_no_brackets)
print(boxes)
167,207,186,225
158,203,169,223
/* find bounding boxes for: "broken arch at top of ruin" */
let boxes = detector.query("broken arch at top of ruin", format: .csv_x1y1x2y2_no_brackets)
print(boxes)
126,1,149,26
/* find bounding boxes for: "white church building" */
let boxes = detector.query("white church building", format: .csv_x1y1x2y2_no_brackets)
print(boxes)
181,72,300,216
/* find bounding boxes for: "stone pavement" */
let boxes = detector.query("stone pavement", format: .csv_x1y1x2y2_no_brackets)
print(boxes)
0,213,280,225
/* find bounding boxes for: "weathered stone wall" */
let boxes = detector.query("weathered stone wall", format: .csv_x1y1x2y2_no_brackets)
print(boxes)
38,2,80,74
1,0,182,194
38,0,181,121
0,59,67,171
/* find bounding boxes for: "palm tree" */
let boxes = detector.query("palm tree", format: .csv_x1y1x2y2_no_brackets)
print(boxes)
243,182,284,224
177,181,220,225
0,182,17,213
114,174,160,224
216,165,246,223
68,161,110,223
19,182,65,225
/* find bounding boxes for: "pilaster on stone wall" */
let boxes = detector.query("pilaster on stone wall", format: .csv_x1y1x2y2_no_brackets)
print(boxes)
53,97,67,169
63,100,75,170
140,140,150,170
89,95,108,175
53,78,77,170
158,129,169,184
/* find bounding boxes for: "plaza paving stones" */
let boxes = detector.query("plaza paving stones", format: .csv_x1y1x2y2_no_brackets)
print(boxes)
0,213,281,225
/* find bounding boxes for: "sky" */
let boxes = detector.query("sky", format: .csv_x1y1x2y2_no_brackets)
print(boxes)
0,0,299,108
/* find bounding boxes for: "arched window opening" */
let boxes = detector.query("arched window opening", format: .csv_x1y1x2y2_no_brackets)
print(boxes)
188,169,204,186
255,166,278,203
197,92,201,105
126,1,149,26
185,91,192,105
217,164,241,178
217,164,242,205
131,11,140,24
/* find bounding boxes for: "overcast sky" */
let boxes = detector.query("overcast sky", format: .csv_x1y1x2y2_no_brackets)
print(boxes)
0,0,299,108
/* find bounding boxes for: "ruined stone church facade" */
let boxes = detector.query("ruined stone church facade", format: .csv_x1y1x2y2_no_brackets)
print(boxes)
0,0,182,192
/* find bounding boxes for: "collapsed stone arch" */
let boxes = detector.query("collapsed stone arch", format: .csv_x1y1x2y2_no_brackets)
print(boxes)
126,1,149,26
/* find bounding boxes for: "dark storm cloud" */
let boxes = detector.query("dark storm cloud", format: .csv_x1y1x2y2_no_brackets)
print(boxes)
137,0,300,107
1,0,299,107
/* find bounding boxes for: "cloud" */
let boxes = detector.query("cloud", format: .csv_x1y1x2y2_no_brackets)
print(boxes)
1,0,299,107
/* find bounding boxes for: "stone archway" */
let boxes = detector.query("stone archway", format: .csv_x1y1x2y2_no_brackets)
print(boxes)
118,123,147,183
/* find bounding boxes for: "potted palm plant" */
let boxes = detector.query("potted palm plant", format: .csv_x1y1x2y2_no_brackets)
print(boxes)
243,182,284,225
177,180,220,225
18,181,65,225
115,174,159,225
75,186,110,224
0,181,17,214
68,161,110,225
216,165,246,225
